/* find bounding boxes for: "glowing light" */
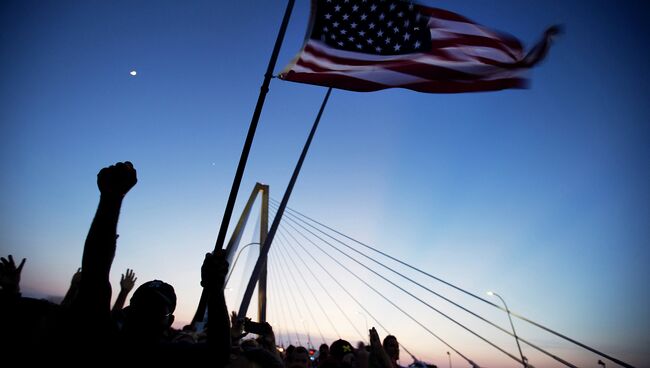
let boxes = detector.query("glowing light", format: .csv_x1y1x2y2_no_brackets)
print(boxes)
130,70,137,76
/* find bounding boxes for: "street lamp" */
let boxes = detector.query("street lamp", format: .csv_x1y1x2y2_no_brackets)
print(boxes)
487,291,527,368
447,351,452,368
224,242,261,286
598,359,606,367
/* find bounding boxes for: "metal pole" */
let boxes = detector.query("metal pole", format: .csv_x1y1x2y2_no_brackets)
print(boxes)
193,0,295,325
491,292,527,368
447,351,452,368
238,87,333,319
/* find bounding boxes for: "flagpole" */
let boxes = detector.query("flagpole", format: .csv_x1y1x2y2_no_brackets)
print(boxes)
192,0,295,325
238,87,333,319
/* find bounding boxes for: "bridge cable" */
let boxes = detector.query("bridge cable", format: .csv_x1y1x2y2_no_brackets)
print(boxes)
269,251,303,346
273,235,327,345
274,228,350,341
271,199,631,368
276,225,420,363
269,252,300,346
273,222,362,342
273,202,576,368
276,221,472,366
274,229,343,343
267,254,289,347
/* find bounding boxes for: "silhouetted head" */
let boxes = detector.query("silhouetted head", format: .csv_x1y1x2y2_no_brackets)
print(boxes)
124,280,176,341
329,339,355,366
288,346,310,368
383,335,399,361
319,343,330,360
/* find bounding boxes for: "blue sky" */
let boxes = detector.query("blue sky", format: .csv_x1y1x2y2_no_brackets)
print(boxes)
1,1,649,367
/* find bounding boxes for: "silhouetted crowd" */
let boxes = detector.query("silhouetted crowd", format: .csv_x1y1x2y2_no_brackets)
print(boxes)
0,161,436,367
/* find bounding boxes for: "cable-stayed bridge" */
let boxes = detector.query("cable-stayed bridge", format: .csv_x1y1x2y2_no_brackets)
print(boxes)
218,184,633,368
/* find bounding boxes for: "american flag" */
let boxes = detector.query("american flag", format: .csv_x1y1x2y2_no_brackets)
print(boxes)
279,0,558,93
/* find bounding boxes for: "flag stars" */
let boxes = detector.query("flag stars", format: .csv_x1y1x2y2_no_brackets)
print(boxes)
393,26,400,33
375,46,382,52
368,22,375,29
331,34,337,39
332,21,340,28
340,29,347,34
348,36,355,41
323,26,329,32
360,13,368,21
370,4,377,11
397,11,404,17
337,41,344,46
352,5,359,11
325,13,332,20
404,20,410,27
377,29,384,37
334,5,341,11
351,22,358,28
356,43,363,49
403,32,410,40
359,30,366,36
343,14,349,20
367,38,374,44
389,3,396,11
385,37,391,44
414,40,421,48
393,43,401,51
379,13,385,20
387,21,393,27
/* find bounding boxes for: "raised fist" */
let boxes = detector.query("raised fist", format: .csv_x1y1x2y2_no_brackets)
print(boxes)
97,161,137,197
201,250,229,290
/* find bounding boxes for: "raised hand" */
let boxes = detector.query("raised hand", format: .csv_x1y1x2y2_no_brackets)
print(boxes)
97,161,137,197
230,311,246,342
0,255,26,294
71,267,82,285
201,250,229,291
120,268,137,292
369,327,392,368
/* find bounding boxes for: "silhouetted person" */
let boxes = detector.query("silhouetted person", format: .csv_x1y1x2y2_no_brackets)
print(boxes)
321,339,355,368
0,255,61,351
61,161,232,365
288,346,312,368
383,335,401,368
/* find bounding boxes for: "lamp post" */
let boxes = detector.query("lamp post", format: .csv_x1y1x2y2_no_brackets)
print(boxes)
598,359,606,367
487,291,527,368
224,241,261,285
447,351,452,368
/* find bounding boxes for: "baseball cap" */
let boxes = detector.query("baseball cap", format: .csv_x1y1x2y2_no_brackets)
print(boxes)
130,279,177,313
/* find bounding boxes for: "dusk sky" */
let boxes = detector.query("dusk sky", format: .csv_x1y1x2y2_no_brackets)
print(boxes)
1,1,649,367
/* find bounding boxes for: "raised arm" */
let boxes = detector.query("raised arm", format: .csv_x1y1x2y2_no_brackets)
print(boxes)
0,255,26,299
200,250,231,365
74,161,137,335
60,267,82,308
112,268,137,313
369,327,393,368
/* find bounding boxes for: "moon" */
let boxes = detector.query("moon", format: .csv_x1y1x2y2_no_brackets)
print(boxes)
130,70,137,76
